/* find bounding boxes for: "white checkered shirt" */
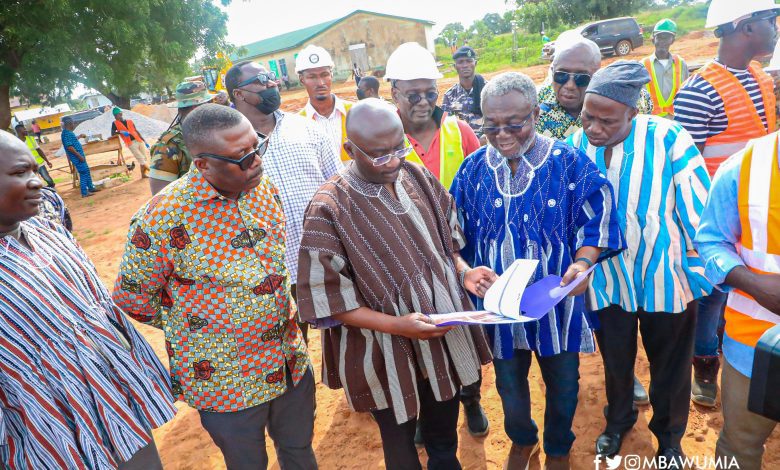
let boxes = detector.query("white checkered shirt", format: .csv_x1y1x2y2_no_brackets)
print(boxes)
263,111,343,283
303,96,349,159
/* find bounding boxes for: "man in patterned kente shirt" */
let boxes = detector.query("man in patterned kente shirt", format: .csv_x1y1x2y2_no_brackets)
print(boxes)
297,99,493,470
148,81,215,195
114,104,316,470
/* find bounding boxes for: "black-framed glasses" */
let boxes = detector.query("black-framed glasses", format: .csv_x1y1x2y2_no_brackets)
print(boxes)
348,139,413,166
553,71,592,87
397,90,439,106
196,134,270,171
480,111,535,136
237,72,277,88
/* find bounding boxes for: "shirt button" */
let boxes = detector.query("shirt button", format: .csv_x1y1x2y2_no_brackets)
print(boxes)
494,198,503,208
553,149,561,156
568,183,576,190
548,199,557,208
523,214,529,222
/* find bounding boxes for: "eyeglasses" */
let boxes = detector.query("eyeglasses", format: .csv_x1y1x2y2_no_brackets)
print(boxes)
397,90,439,106
552,71,592,87
480,111,535,136
348,139,413,166
236,72,277,88
196,134,270,171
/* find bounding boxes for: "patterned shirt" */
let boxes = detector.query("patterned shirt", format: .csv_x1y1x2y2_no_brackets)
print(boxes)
441,79,484,135
297,162,492,424
568,115,713,313
113,168,310,413
38,187,73,231
148,123,191,182
60,128,85,162
674,61,769,146
261,111,342,283
451,136,623,358
1,218,175,469
536,84,655,140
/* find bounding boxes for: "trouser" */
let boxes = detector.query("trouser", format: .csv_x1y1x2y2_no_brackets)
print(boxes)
129,140,149,167
595,304,696,450
199,367,317,470
370,380,461,470
71,159,95,196
695,290,727,357
37,166,55,187
460,372,482,406
290,284,308,343
716,359,777,470
117,439,163,470
493,349,580,457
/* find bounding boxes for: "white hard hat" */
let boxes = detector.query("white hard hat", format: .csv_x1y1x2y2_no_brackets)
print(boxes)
706,0,779,29
295,45,334,73
384,42,442,81
766,40,780,71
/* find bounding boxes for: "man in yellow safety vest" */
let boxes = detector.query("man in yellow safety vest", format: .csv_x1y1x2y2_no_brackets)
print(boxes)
296,44,354,162
384,42,486,439
641,19,689,118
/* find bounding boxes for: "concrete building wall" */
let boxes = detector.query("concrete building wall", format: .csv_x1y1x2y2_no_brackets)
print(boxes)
249,13,431,83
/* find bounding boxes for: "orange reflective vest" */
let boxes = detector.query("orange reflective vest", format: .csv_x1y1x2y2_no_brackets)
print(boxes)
723,132,780,349
699,61,777,177
114,119,143,147
641,55,683,117
299,100,353,162
404,115,465,190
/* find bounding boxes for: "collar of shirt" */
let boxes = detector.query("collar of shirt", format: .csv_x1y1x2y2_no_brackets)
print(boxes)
304,95,347,119
187,166,240,202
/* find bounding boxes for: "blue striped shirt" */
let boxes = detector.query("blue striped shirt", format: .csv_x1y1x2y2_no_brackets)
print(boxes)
673,61,768,146
451,136,624,358
0,218,175,469
568,115,713,313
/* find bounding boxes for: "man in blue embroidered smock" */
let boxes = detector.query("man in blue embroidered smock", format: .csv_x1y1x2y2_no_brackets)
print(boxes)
296,99,493,470
567,61,712,464
0,129,176,469
450,72,624,470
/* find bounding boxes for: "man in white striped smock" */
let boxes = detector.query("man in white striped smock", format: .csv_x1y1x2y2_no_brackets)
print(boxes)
567,61,712,464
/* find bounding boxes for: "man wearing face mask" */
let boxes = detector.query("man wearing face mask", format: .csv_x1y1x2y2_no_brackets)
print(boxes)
356,75,381,101
226,60,342,342
450,72,623,470
297,45,354,162
568,61,711,464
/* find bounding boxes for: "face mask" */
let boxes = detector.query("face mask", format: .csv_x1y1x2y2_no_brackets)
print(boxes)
250,88,281,115
356,88,366,100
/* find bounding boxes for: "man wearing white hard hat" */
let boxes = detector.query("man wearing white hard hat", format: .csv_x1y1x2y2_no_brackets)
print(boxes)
674,0,779,411
385,42,487,440
296,44,354,162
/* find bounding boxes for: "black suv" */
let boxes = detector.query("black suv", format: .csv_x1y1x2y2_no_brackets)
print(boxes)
542,17,644,60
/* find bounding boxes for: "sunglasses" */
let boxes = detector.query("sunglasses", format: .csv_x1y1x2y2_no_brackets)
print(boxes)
196,134,270,171
552,71,592,87
348,139,413,166
398,90,439,106
237,72,278,88
481,111,534,136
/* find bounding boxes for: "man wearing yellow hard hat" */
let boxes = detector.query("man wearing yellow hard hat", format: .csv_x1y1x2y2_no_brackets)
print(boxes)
641,19,689,118
674,0,779,412
296,44,354,162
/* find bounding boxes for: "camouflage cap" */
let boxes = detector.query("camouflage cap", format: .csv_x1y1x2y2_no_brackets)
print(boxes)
168,81,216,108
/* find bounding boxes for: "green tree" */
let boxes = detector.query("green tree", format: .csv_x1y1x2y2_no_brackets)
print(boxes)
483,13,511,35
437,22,466,47
0,0,230,129
514,0,653,29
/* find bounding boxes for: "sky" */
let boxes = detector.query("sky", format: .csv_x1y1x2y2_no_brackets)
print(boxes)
223,0,512,47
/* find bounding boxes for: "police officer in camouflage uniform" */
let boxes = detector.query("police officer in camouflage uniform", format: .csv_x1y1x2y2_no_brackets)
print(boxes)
441,46,486,139
148,81,215,194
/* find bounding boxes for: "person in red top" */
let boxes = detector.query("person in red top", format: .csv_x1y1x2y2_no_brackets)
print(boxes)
384,42,487,442
111,107,151,177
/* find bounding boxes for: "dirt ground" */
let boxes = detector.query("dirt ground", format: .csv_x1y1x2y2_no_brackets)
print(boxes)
56,31,780,469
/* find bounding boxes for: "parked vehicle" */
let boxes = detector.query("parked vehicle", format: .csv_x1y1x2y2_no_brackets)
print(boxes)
542,17,644,61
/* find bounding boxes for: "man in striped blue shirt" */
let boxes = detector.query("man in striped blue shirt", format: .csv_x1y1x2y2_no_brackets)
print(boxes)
568,61,712,464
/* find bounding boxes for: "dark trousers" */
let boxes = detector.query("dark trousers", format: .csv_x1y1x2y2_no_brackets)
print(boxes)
460,372,481,405
371,380,461,470
595,304,696,450
199,367,317,470
37,166,55,187
290,284,308,343
494,350,580,457
118,439,163,470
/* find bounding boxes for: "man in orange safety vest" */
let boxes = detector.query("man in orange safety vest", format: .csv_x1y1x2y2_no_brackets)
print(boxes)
641,19,689,118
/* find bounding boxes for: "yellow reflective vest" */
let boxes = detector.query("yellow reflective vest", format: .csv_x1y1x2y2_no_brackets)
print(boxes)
299,100,354,162
641,55,683,117
405,115,466,190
